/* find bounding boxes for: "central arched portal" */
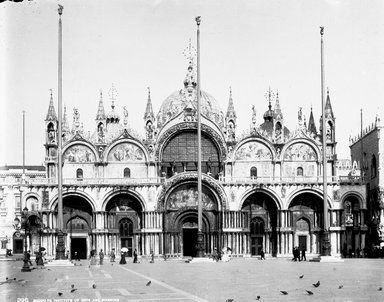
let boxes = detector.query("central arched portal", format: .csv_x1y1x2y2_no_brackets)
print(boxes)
164,182,219,257
242,191,279,257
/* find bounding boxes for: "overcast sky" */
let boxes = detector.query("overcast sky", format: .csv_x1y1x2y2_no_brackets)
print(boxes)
1,0,383,166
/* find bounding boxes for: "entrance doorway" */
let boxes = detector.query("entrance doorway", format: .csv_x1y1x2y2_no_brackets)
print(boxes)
121,238,133,257
298,236,307,252
13,238,23,254
183,228,197,257
251,237,263,255
71,238,87,259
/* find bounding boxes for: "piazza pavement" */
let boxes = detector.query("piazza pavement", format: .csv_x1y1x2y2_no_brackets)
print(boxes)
0,257,383,302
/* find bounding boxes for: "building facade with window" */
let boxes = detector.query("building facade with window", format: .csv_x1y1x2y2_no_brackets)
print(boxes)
350,116,384,253
1,63,367,260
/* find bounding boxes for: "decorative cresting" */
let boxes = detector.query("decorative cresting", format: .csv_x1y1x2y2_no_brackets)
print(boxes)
107,142,145,161
283,142,318,161
157,172,228,211
154,122,227,161
63,144,96,163
235,141,273,161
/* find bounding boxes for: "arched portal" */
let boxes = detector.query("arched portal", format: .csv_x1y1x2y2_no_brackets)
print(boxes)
105,194,143,257
55,195,94,259
241,191,278,256
341,195,362,258
289,192,323,255
164,183,218,257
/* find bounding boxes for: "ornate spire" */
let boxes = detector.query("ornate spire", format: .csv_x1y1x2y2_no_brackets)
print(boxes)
144,87,155,121
183,40,197,89
96,90,106,120
263,88,274,122
45,89,57,121
62,105,70,133
325,88,334,119
106,83,120,124
308,106,317,135
273,90,283,119
226,86,236,120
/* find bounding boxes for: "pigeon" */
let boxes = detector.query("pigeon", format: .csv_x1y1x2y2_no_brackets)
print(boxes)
146,281,151,286
58,292,63,296
313,281,320,287
280,291,288,295
299,275,304,279
378,287,383,291
306,290,314,295
71,284,74,289
13,278,16,281
226,299,234,302
70,288,77,293
256,296,261,300
92,284,96,289
5,277,8,281
338,285,343,289
48,269,51,271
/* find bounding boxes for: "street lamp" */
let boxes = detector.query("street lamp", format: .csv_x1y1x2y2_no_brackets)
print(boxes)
21,207,31,272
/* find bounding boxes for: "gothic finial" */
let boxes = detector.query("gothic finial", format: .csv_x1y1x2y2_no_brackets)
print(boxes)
108,83,118,101
58,4,63,16
49,89,53,98
229,86,232,97
320,26,324,36
147,86,151,97
195,16,201,26
183,39,196,67
99,89,103,99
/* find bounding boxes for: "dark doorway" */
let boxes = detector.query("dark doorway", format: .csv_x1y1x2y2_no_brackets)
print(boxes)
298,236,307,252
251,237,263,256
71,238,87,259
13,238,23,254
183,228,198,257
121,238,133,257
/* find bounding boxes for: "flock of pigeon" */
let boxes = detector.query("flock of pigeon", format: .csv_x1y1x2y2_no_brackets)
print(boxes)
225,275,384,301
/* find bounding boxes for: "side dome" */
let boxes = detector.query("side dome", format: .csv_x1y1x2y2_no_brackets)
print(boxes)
156,63,224,130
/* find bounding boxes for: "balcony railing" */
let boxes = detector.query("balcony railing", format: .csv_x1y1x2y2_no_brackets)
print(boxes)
0,174,364,186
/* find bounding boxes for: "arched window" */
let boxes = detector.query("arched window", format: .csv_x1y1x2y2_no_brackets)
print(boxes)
250,167,257,178
124,168,131,178
119,218,133,237
297,167,303,176
76,168,83,179
250,217,264,235
371,155,377,178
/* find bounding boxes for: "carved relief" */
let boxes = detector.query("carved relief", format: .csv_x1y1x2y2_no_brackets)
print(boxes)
283,143,317,161
107,143,145,161
63,145,95,163
235,142,272,160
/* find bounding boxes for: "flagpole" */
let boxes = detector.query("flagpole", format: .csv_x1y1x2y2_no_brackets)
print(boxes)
195,16,204,258
56,4,65,260
320,26,331,256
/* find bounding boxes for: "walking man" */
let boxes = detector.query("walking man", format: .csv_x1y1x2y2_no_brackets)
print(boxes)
110,248,115,262
99,249,104,265
301,248,306,261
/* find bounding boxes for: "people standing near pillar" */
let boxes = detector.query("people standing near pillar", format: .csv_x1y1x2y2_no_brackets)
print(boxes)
99,249,104,265
119,251,126,264
301,248,306,261
133,249,138,263
110,248,115,262
260,249,265,260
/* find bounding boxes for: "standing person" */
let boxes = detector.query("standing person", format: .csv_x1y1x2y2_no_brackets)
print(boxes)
27,250,33,266
99,249,104,265
150,250,154,263
110,248,115,262
74,251,78,261
119,251,126,265
301,248,306,261
77,251,80,261
133,249,138,263
260,249,265,260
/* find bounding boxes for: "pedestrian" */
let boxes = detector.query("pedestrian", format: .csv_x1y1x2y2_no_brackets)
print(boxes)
260,249,265,260
65,250,69,259
292,247,298,261
212,248,218,261
77,251,80,261
27,250,33,266
110,248,115,262
133,249,138,263
150,250,154,263
119,251,126,265
301,248,306,261
99,249,104,265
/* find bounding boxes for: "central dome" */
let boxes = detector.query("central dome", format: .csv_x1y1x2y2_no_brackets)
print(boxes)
156,64,224,129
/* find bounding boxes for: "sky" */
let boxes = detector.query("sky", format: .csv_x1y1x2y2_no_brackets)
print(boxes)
1,0,383,166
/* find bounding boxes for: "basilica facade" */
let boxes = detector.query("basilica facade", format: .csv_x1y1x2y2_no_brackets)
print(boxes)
1,62,367,260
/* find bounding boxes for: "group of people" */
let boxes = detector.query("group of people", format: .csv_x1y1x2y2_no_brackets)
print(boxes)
212,247,233,262
292,246,306,261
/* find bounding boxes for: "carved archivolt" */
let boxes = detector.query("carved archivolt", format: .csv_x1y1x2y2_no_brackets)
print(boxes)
157,172,228,211
154,122,227,161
